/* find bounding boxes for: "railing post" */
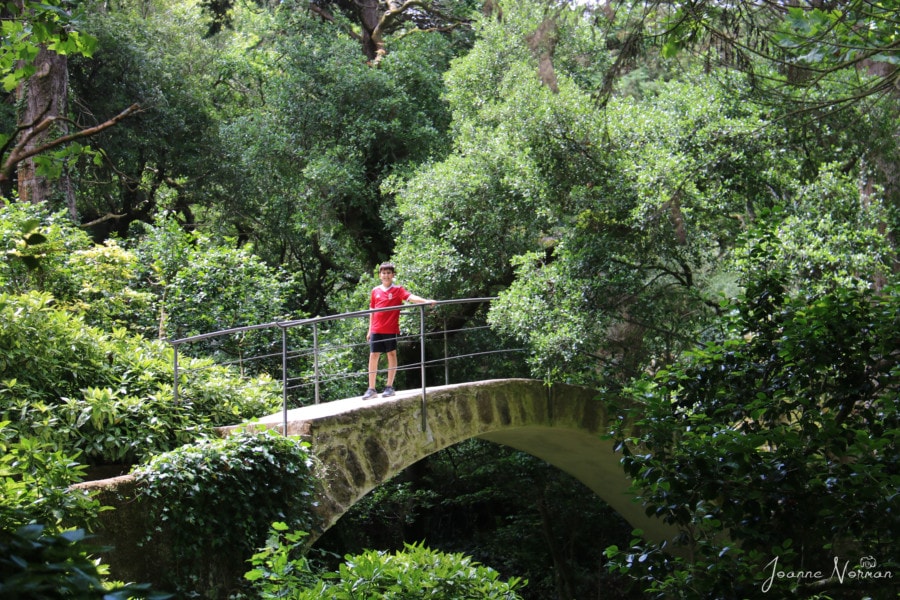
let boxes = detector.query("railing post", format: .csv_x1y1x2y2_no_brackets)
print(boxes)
443,317,449,385
172,344,179,403
281,325,288,435
313,322,320,404
420,304,427,432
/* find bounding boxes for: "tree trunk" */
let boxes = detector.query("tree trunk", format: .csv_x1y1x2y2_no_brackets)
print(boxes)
16,45,72,214
536,489,577,600
356,0,381,61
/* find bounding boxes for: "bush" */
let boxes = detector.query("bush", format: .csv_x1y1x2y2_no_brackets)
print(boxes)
0,524,165,599
0,422,98,532
132,216,296,353
132,431,318,595
1,292,282,466
0,205,92,297
245,529,527,600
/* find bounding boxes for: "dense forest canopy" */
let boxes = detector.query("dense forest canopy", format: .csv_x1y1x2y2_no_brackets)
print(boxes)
1,0,898,598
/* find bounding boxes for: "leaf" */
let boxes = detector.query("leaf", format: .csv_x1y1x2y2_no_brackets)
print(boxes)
24,232,48,245
661,40,681,59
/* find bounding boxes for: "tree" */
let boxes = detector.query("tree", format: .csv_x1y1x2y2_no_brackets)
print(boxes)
200,0,476,62
386,0,897,388
390,0,612,303
595,1,899,109
606,273,899,598
212,6,456,314
134,218,294,341
390,0,784,383
66,1,229,237
592,1,900,210
0,1,139,213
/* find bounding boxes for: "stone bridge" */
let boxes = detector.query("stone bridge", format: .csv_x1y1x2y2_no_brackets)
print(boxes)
223,378,679,546
78,378,681,587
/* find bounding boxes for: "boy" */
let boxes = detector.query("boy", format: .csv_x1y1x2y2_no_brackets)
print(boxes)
363,262,435,399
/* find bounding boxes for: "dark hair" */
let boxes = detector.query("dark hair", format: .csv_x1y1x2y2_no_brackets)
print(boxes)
378,262,396,273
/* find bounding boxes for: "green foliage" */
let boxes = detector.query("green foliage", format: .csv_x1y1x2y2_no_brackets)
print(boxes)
0,204,94,296
647,0,899,112
2,216,48,270
482,74,768,384
729,175,896,294
317,439,636,600
52,386,197,466
66,239,155,330
308,542,526,599
244,522,320,596
392,0,612,304
606,278,899,598
0,291,109,401
0,524,165,600
0,2,99,196
132,215,296,346
481,56,896,386
0,291,281,466
1,3,898,600
0,0,97,92
67,2,227,236
0,204,154,331
775,3,899,69
247,525,527,600
0,422,98,532
132,431,317,594
213,6,456,314
166,241,291,337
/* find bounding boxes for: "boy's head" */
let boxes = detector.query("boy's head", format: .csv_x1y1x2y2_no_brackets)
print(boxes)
378,262,396,275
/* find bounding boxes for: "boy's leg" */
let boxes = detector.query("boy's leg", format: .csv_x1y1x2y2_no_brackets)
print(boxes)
385,350,398,387
367,352,381,389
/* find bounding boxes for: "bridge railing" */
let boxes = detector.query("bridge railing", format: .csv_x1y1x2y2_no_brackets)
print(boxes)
168,298,525,432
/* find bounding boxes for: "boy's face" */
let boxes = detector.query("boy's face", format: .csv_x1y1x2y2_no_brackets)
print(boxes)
379,269,395,286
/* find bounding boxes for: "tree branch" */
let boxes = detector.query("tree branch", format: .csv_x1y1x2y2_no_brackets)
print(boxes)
370,0,429,65
1,103,141,189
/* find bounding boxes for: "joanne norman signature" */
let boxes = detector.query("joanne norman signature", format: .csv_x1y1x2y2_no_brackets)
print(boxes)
762,556,894,592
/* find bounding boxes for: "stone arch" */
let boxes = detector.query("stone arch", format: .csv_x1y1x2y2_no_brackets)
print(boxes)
292,379,679,546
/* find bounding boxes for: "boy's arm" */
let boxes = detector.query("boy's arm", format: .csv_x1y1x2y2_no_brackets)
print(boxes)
407,294,436,305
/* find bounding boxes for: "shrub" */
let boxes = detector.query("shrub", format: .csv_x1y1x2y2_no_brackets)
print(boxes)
245,529,527,600
132,431,318,595
0,422,98,532
0,291,111,403
0,524,165,599
606,281,900,598
0,205,93,297
1,292,282,466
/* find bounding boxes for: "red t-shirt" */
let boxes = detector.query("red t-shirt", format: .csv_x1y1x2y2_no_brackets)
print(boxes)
369,284,411,334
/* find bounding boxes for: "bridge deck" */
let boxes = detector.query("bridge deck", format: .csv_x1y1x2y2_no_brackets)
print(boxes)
250,383,480,425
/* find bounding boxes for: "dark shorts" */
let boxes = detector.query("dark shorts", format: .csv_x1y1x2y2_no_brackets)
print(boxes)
369,333,398,354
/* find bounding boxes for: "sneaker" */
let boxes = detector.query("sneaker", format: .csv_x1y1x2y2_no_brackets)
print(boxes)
362,388,377,400
381,386,395,398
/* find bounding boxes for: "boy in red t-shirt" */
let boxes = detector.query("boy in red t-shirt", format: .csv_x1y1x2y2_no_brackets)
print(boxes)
364,262,434,399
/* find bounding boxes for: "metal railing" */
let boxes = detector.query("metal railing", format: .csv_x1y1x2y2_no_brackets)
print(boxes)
168,298,525,433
